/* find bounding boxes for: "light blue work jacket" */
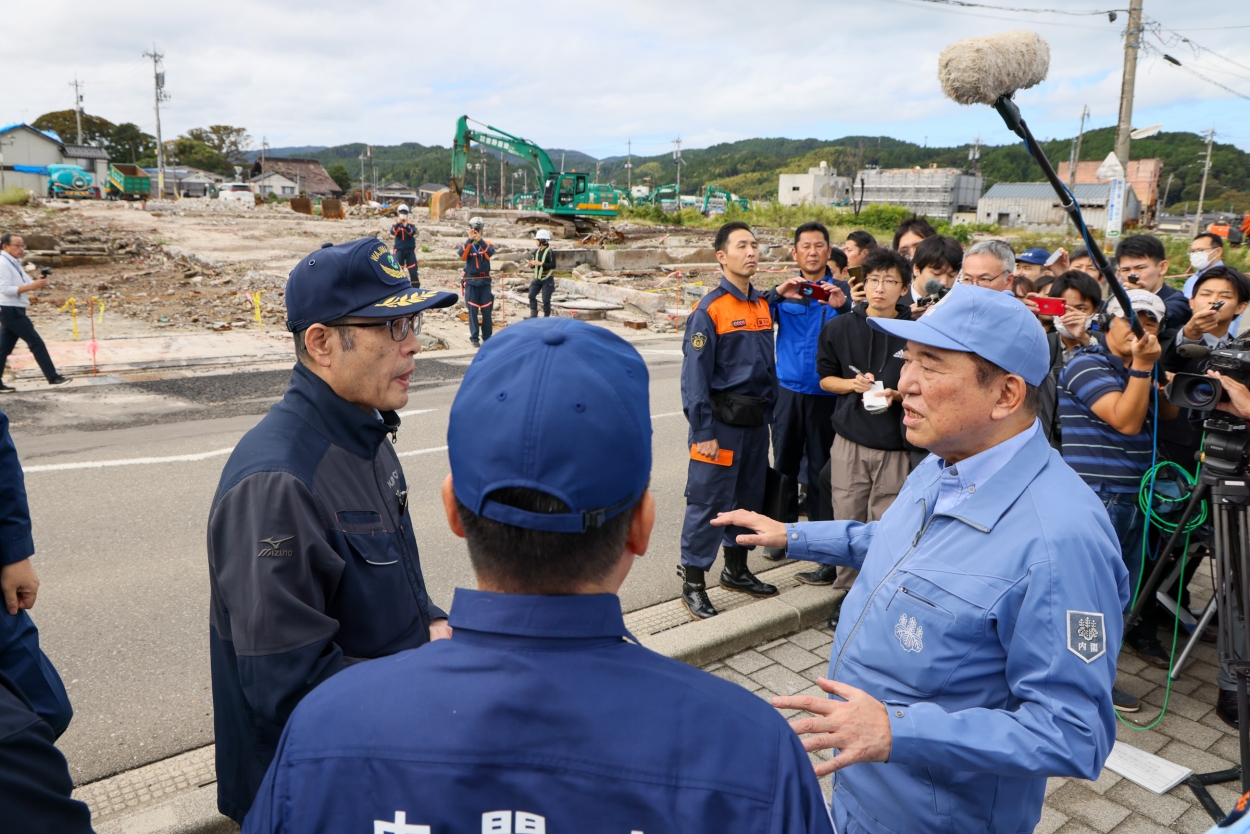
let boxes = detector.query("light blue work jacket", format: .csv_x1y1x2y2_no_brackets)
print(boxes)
786,428,1130,834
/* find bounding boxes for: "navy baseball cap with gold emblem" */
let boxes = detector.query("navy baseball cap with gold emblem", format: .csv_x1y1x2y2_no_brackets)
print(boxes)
284,237,458,332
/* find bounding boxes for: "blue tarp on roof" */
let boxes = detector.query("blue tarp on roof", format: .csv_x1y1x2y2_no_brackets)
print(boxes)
0,123,63,143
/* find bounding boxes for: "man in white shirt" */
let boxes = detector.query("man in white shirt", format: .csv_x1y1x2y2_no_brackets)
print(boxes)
0,234,68,392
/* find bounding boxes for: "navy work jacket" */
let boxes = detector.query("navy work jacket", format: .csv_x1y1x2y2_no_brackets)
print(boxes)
207,363,444,822
682,277,778,443
244,590,833,834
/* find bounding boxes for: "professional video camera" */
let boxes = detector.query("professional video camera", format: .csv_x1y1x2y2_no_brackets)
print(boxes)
1166,337,1250,413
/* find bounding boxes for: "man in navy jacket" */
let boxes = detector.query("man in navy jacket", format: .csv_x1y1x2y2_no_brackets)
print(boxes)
244,318,833,834
207,239,458,822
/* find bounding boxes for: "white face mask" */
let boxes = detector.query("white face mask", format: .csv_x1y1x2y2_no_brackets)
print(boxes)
1191,251,1212,270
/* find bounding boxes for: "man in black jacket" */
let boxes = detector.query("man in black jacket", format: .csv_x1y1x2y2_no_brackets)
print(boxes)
207,239,459,822
806,247,916,590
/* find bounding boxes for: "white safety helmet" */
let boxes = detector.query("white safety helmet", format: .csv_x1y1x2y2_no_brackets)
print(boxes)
397,204,410,214
535,229,552,241
469,217,485,231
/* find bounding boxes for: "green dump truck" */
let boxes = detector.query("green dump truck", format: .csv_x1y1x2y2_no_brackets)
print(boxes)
106,163,151,201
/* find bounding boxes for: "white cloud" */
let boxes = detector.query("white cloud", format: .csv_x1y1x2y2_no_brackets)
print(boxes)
1,0,1246,154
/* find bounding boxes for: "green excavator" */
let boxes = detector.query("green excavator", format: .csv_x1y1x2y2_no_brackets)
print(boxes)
451,116,619,236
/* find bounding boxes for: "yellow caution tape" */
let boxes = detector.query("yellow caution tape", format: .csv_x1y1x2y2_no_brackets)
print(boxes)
58,297,78,340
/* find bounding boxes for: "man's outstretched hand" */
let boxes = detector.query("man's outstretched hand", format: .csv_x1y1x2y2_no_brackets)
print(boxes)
711,509,787,549
773,678,893,777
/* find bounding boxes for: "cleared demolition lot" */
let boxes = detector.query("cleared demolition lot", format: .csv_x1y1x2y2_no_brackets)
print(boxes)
0,198,801,358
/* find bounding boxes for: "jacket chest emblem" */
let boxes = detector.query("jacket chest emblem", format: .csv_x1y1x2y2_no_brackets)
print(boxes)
1067,611,1106,663
894,613,924,653
732,318,747,328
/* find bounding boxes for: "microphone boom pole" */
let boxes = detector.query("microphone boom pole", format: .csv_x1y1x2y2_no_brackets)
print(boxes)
990,94,1143,337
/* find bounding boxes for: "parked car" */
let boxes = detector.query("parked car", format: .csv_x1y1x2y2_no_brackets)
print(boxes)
218,182,255,205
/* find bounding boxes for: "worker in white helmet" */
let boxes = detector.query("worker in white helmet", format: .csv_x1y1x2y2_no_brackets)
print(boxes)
527,229,557,318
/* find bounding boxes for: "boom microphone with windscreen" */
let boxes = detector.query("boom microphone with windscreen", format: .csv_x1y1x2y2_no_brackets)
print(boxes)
937,30,1141,336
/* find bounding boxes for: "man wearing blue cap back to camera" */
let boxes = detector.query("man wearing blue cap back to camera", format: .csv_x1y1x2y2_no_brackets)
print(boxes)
242,318,834,834
206,238,458,823
717,284,1130,834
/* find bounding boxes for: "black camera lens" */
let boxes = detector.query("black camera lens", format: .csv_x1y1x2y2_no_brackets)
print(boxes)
1189,379,1218,406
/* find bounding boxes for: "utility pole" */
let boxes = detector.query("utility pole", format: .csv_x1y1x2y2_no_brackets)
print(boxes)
143,47,167,199
501,154,506,207
673,137,683,206
1161,171,1174,212
1195,128,1215,236
626,139,632,193
1113,0,1144,168
1068,104,1089,190
70,76,84,145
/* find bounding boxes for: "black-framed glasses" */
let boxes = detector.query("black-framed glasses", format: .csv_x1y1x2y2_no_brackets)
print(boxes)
331,313,422,341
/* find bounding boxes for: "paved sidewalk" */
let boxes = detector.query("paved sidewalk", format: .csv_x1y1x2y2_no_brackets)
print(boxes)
701,563,1239,834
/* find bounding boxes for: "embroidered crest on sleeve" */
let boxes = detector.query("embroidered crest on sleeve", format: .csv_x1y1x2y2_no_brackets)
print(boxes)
691,332,707,350
1066,610,1106,663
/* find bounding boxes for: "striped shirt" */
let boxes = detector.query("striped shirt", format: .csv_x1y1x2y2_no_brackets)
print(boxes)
1058,344,1153,493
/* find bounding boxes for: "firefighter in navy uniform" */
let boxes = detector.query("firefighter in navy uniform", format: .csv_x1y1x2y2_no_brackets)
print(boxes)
679,221,781,619
390,204,419,287
458,217,495,347
206,239,459,823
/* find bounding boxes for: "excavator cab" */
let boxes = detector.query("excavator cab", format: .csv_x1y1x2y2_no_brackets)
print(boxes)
544,173,588,210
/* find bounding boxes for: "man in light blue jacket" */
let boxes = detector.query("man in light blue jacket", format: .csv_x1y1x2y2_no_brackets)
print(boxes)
717,284,1130,834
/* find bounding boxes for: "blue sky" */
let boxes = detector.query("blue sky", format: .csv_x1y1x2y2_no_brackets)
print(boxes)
3,0,1248,156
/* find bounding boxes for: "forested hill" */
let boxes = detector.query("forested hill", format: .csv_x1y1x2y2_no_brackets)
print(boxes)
295,127,1250,211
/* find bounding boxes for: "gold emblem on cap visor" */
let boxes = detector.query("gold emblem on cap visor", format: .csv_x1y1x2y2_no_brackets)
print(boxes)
375,290,438,309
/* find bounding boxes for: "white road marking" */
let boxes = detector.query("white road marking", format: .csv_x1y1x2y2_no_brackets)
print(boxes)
22,447,235,473
397,408,436,417
640,349,683,356
22,413,680,473
397,445,448,458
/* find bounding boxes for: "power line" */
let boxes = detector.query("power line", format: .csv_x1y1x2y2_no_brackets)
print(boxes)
1141,42,1250,102
899,0,1122,15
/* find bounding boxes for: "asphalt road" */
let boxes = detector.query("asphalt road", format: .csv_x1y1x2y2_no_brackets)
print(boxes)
10,337,782,784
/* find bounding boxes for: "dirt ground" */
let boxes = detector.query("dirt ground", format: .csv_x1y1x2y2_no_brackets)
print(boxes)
0,198,795,351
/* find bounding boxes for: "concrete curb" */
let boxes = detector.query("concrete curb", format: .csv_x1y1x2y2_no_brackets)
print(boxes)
639,583,846,667
85,582,844,834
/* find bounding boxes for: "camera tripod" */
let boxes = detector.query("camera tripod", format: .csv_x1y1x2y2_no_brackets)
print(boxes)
1126,424,1250,820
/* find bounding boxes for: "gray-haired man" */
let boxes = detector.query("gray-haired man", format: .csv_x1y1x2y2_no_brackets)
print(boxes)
958,239,1017,294
0,234,68,392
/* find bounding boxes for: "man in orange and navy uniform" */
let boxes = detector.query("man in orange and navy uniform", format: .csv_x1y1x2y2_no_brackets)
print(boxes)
679,221,780,619
458,217,494,348
390,204,419,287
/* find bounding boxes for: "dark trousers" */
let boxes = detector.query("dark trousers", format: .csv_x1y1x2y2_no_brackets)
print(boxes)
770,387,836,522
0,608,72,737
395,248,419,287
529,277,554,317
464,278,493,344
0,306,58,382
681,422,770,570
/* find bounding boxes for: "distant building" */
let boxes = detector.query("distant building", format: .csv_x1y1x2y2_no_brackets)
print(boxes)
143,166,223,198
1056,158,1162,218
778,162,851,207
248,157,342,198
977,182,1141,230
376,181,418,203
251,171,299,197
854,166,981,221
0,123,111,195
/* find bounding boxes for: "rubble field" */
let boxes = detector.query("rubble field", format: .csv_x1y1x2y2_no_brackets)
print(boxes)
0,199,798,350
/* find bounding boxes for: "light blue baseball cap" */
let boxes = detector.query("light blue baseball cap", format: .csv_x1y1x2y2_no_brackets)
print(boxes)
867,283,1050,386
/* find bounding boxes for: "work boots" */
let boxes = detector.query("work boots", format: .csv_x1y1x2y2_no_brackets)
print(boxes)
720,546,779,598
795,564,838,586
679,565,718,620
